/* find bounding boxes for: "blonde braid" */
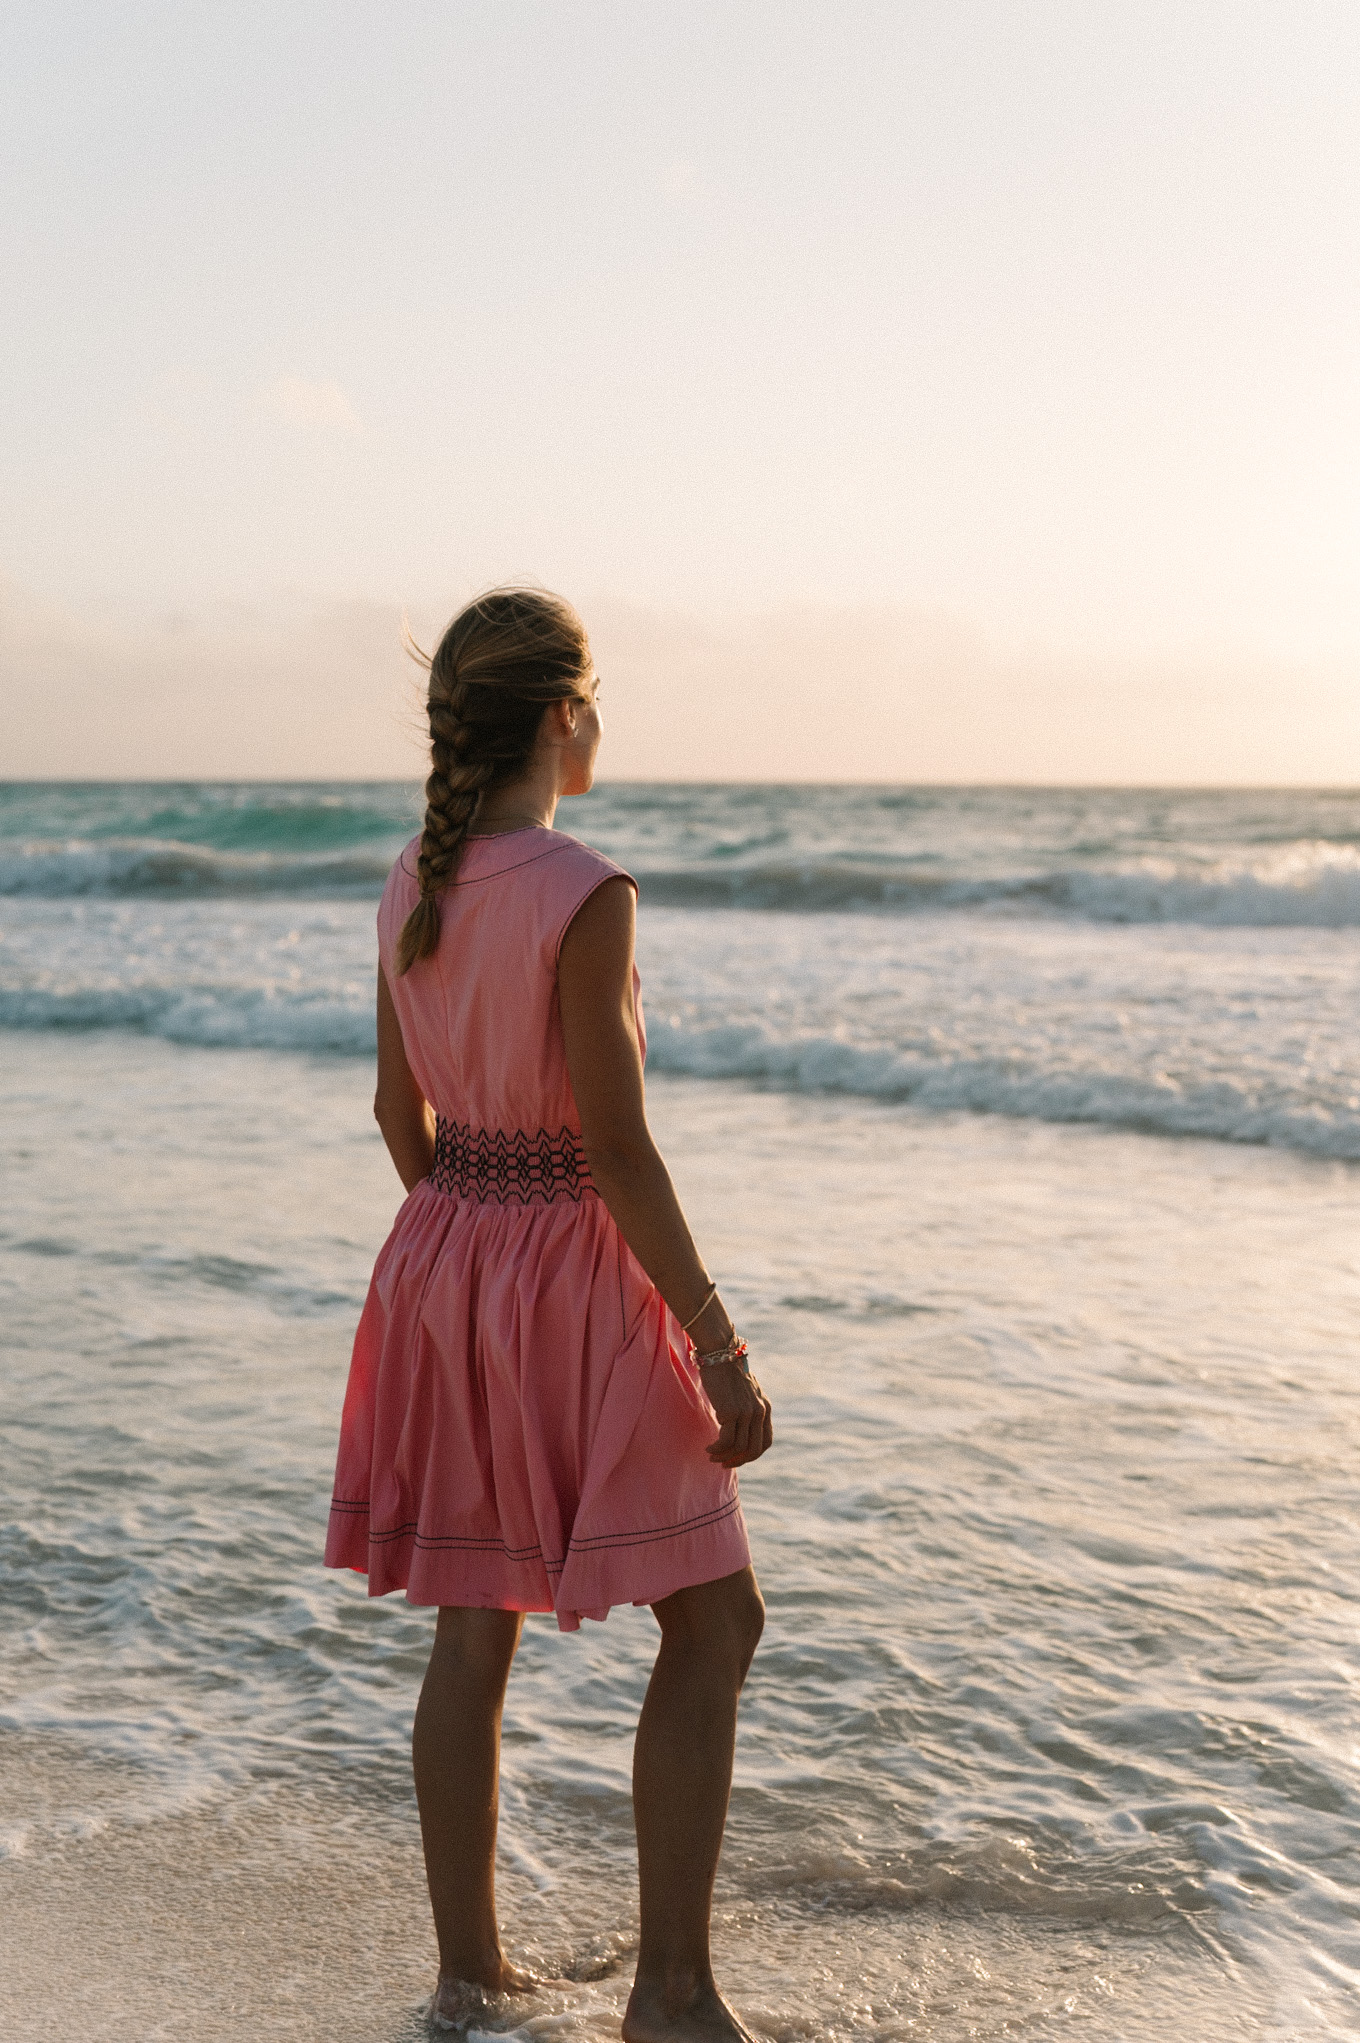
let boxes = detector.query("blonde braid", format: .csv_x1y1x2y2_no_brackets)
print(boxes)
394,586,595,974
396,677,492,974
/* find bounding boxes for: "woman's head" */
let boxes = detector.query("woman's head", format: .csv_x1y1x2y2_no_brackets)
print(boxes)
396,588,598,974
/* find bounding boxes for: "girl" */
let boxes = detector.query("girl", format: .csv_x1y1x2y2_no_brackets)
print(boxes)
325,589,772,2041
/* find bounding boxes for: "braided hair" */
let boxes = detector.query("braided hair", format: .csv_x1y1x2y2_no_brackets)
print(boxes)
395,589,595,974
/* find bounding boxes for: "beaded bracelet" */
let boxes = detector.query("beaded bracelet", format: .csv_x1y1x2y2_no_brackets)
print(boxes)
689,1333,750,1375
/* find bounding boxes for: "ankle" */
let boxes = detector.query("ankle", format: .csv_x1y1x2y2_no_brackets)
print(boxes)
631,1955,715,2007
437,1944,505,1989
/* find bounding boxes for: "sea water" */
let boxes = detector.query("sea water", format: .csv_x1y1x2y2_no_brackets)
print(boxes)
1,782,1358,2040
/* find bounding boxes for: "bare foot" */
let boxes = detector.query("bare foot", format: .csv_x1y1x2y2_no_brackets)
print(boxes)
429,1963,540,2031
622,1976,758,2043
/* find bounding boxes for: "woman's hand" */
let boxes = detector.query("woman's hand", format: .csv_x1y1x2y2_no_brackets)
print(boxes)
703,1358,774,1468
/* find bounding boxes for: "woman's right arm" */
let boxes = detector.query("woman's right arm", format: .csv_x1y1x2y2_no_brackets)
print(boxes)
558,878,772,1469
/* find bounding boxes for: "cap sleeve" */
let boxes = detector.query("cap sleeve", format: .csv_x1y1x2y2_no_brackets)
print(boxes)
547,838,637,963
377,837,422,977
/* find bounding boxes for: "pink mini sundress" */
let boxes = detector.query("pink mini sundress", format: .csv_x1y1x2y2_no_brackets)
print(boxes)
324,826,751,1631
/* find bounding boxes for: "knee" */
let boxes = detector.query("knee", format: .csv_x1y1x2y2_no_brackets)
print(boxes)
429,1607,522,1694
659,1570,765,1684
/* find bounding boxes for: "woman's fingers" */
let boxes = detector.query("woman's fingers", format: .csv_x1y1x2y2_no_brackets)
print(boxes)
706,1418,739,1463
704,1378,774,1465
700,1358,774,1465
708,1418,746,1465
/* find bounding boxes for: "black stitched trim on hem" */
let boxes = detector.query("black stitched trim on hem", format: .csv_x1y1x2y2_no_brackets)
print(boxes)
429,1116,593,1205
328,1494,742,1570
560,1497,743,1553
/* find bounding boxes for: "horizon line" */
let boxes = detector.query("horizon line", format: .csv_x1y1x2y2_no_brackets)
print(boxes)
2,776,1359,796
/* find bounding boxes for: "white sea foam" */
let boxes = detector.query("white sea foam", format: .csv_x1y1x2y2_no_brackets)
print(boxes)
637,840,1360,925
0,985,377,1053
3,843,1359,1162
645,1020,1360,1158
8,830,1360,925
4,978,1357,1158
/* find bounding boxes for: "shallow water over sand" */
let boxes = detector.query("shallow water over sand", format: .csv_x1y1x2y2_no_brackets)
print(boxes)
3,1029,1358,2039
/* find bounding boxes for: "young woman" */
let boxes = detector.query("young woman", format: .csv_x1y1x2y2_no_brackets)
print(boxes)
325,589,773,2042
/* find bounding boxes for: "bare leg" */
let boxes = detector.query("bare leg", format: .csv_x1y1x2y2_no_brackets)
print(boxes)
624,1567,765,2043
412,1604,530,2021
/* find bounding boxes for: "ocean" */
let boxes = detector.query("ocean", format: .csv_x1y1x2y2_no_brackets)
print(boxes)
2,780,1358,2040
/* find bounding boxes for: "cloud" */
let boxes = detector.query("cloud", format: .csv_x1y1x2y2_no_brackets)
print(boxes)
2,580,1357,782
583,598,1360,785
0,581,420,778
261,376,362,433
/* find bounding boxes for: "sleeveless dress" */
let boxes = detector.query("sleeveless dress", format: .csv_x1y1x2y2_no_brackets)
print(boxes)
324,825,751,1631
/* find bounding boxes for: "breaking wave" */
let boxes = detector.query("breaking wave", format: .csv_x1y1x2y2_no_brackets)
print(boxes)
6,835,1360,925
5,985,1356,1159
640,843,1360,925
0,839,395,897
643,1020,1360,1159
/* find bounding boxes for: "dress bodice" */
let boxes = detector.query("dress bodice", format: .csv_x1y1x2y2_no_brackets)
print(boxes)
377,827,640,1141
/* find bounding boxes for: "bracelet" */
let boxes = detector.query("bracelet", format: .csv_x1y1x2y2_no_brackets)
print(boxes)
690,1333,750,1376
680,1281,718,1333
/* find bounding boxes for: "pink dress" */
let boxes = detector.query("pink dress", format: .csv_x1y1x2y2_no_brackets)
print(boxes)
324,826,751,1631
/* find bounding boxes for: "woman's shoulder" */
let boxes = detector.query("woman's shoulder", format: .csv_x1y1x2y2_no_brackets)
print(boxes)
519,829,636,957
541,828,632,883
448,826,630,891
538,828,636,903
376,828,632,949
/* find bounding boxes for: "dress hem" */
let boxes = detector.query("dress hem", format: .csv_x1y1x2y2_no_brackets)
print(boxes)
323,1495,750,1632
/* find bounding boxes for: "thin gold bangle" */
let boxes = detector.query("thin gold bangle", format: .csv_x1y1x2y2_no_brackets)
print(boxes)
680,1281,718,1333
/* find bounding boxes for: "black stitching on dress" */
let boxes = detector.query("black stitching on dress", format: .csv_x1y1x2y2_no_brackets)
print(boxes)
428,1116,594,1205
328,1494,741,1569
563,1498,742,1553
449,841,572,887
393,834,570,896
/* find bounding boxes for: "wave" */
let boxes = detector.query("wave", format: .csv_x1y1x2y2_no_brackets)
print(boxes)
748,1832,1209,1929
5,986,1356,1160
644,1021,1360,1160
0,986,375,1054
0,838,396,897
639,844,1360,926
8,834,1360,924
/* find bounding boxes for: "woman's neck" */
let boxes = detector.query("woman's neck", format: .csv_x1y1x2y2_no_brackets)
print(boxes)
473,769,560,836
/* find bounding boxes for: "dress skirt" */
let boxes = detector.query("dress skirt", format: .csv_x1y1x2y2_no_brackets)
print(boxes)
324,1177,750,1631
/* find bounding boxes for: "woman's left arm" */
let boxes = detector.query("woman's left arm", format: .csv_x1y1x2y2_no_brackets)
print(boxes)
374,964,435,1191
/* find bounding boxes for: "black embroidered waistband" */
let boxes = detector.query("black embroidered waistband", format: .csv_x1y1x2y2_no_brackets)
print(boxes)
429,1116,595,1205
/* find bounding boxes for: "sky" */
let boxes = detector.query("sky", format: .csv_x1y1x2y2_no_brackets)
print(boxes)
1,0,1357,781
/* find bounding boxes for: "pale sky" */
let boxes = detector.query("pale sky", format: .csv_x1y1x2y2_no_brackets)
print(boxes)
2,1,1357,781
